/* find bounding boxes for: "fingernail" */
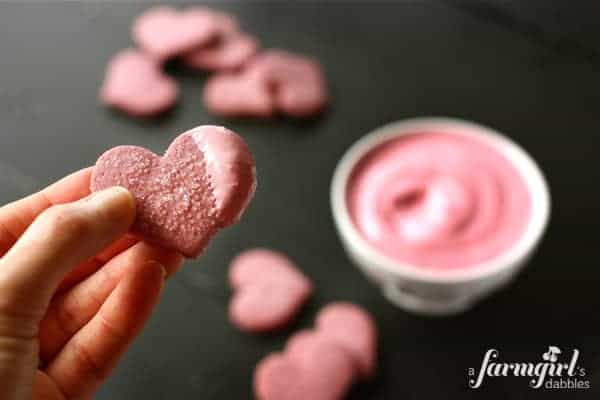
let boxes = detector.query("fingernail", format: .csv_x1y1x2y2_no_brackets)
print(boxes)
84,187,136,222
88,186,133,207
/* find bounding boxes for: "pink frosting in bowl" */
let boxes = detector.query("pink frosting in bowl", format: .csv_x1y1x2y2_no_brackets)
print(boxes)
331,118,550,314
347,131,531,270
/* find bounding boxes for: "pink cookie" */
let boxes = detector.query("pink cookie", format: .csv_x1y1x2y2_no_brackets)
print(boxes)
100,49,178,117
132,6,238,61
229,249,312,333
316,302,377,379
285,330,351,368
91,126,256,258
183,32,259,71
203,49,328,118
248,50,329,117
254,336,355,400
203,72,275,118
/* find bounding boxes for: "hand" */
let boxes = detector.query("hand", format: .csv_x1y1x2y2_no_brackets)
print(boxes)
0,168,183,400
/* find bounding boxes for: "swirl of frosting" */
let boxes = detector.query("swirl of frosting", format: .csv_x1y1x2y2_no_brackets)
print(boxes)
347,131,531,269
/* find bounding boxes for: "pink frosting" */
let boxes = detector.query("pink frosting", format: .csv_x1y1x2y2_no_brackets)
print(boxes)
347,131,531,270
188,126,257,224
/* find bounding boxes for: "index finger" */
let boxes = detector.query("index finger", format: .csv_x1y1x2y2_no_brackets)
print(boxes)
0,168,92,257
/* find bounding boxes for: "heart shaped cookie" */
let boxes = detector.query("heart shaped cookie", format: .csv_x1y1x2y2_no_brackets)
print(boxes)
229,249,312,333
203,49,328,118
203,72,275,118
254,334,355,400
132,6,238,61
91,126,256,258
248,50,329,117
183,32,259,71
316,302,378,379
100,49,178,117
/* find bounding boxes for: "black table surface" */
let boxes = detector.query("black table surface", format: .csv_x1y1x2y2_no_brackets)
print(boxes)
1,1,599,399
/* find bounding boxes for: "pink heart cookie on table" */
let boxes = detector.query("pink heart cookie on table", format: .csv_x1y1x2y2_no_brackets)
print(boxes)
254,334,355,400
203,49,328,118
132,6,238,61
248,50,329,117
100,49,178,117
186,6,239,38
91,126,256,258
316,302,378,379
229,249,312,333
203,72,275,118
183,32,259,71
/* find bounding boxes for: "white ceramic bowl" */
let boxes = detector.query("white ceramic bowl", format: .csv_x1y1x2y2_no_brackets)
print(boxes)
331,117,550,315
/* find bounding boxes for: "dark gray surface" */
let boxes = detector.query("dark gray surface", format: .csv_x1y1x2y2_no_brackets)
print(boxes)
1,1,599,399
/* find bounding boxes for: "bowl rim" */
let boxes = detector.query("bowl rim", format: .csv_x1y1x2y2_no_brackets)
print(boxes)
330,117,551,284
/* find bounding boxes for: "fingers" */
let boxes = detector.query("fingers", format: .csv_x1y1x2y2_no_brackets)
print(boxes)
44,261,165,399
55,235,138,294
0,168,92,258
32,371,66,400
0,187,135,332
39,242,182,361
0,334,39,400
